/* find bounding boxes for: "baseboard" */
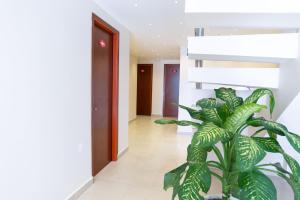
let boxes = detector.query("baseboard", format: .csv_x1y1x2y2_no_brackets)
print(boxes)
151,114,163,117
66,177,94,200
118,147,129,158
129,118,137,123
177,131,193,135
65,148,128,200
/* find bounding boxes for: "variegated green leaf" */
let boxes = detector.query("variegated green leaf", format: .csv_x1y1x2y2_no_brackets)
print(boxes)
192,123,231,148
289,178,300,200
253,137,282,153
155,119,201,128
239,170,277,200
215,88,243,112
164,163,188,200
196,98,219,109
244,88,275,115
235,136,266,171
247,118,287,136
178,164,211,200
271,162,291,175
267,130,278,139
224,103,266,134
280,175,300,200
285,132,300,153
187,145,207,164
216,103,231,122
283,154,300,179
201,108,223,126
275,163,300,200
179,105,204,121
248,118,300,153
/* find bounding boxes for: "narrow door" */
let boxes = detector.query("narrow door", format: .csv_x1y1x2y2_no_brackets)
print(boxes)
92,22,113,176
163,64,180,117
136,64,153,116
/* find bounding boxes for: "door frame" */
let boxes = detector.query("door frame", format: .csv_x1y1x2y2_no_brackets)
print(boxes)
91,13,119,171
163,64,180,117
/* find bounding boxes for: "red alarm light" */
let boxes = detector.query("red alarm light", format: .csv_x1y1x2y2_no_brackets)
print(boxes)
98,40,106,48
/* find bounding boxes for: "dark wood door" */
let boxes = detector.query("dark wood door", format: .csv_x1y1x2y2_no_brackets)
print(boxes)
136,64,153,116
163,64,180,117
92,24,113,176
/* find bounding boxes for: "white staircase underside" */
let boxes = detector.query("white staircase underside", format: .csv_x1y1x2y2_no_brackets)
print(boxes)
188,67,279,88
185,0,300,13
188,33,299,63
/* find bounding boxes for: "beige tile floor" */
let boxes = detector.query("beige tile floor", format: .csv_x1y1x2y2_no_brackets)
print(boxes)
79,116,211,200
78,116,292,200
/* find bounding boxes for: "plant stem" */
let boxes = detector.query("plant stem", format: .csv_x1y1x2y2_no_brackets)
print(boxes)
222,149,231,200
222,123,249,199
220,125,248,200
207,160,223,167
222,178,231,200
223,143,228,170
257,163,274,167
207,162,223,171
211,171,223,181
212,145,225,168
251,128,266,137
228,170,240,177
257,167,289,179
222,193,230,200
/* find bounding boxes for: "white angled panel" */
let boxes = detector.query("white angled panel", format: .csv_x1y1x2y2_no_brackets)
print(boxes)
188,33,299,62
188,67,279,88
185,0,300,13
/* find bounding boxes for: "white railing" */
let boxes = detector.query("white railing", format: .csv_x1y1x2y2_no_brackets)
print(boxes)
188,33,299,63
188,67,279,89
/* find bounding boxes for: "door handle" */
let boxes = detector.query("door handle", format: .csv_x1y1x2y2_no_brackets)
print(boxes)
94,106,99,112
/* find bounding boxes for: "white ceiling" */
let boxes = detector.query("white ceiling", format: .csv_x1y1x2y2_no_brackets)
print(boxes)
94,0,300,60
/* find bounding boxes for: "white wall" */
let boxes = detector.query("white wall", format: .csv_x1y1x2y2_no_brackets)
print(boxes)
129,55,138,121
275,33,300,119
0,0,129,199
138,59,180,116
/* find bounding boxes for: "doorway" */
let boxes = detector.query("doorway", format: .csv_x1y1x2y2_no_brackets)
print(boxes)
163,64,180,118
136,64,153,116
91,14,119,177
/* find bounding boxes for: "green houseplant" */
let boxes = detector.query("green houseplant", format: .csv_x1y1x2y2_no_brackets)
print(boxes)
155,88,300,200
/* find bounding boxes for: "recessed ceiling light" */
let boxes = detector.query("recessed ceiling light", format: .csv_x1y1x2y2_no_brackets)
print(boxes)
174,0,179,4
148,23,153,26
133,3,138,7
179,21,183,25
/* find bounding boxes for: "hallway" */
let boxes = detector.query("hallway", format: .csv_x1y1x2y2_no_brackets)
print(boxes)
79,116,193,199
